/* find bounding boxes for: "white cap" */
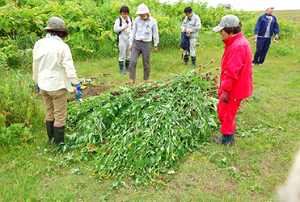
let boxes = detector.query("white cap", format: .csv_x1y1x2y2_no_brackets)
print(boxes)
135,4,150,15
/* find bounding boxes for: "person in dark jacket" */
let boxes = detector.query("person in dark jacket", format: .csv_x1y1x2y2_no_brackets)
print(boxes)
252,6,279,67
212,15,253,145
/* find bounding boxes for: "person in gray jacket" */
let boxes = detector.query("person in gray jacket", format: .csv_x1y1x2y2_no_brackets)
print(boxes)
128,3,159,84
181,7,201,66
114,6,133,74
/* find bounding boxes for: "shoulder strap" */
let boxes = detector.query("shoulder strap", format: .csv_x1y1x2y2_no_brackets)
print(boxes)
183,16,188,24
119,17,122,27
129,16,132,23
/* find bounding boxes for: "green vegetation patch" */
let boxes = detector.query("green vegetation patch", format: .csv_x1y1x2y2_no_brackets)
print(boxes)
61,71,219,187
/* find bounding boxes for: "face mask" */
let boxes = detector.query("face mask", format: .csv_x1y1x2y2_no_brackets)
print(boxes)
143,15,148,20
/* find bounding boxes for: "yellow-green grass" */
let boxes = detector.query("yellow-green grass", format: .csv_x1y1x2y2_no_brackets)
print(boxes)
252,10,300,25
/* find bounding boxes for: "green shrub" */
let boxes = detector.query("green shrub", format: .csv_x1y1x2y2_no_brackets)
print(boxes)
274,44,295,57
0,123,32,145
278,19,297,38
0,67,45,128
0,67,45,145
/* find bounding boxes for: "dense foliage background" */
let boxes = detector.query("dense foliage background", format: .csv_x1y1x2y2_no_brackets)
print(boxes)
0,0,296,69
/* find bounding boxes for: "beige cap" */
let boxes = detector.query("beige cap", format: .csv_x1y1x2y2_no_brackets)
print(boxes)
212,15,240,32
44,17,69,32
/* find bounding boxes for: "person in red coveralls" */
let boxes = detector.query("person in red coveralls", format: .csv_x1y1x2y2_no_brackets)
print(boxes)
212,15,253,145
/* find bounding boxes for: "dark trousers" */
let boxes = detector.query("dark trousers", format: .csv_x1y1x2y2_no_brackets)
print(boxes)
252,37,271,65
129,40,152,80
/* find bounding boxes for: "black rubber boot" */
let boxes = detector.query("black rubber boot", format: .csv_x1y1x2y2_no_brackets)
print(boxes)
213,134,234,145
191,57,196,67
184,56,189,65
54,126,65,147
119,61,126,74
222,134,234,145
125,60,130,71
46,121,54,146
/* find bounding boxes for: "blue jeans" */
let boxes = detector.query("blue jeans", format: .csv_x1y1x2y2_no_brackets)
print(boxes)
252,37,271,65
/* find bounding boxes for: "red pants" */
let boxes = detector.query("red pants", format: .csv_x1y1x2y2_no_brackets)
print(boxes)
217,98,242,134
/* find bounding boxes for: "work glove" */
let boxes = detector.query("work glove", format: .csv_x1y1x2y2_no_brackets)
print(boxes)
36,84,40,93
220,90,229,103
73,83,82,100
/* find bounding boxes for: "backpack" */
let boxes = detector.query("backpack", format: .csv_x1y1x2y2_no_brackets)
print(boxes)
117,16,133,42
180,32,190,50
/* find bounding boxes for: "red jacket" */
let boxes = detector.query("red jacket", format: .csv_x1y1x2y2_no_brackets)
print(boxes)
218,33,253,99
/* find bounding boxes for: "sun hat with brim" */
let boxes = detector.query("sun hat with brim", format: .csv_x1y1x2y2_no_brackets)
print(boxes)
44,16,69,32
212,15,240,32
135,3,150,14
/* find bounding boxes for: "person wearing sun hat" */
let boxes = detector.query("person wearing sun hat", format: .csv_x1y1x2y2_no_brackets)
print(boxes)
128,3,159,84
212,15,253,145
252,6,279,67
33,16,81,147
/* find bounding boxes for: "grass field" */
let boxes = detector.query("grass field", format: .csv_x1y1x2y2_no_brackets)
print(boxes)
1,11,300,201
252,10,300,25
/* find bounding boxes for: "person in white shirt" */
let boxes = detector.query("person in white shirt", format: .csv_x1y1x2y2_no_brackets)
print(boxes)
114,6,133,74
181,7,201,66
128,3,159,84
33,16,81,147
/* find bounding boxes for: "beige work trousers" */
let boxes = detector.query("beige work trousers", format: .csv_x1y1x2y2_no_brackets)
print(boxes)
40,88,68,127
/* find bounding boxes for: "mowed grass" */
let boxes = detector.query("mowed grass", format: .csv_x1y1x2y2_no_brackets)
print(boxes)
252,10,300,25
74,31,223,89
1,11,300,201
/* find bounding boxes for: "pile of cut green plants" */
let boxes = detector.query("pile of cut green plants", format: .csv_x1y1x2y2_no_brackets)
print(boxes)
61,69,220,187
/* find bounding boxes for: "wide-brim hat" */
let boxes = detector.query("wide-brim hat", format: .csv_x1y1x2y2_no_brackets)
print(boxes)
44,16,69,32
212,15,240,32
135,3,150,14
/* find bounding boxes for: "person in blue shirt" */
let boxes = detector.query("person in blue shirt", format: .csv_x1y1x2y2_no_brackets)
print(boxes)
252,6,279,67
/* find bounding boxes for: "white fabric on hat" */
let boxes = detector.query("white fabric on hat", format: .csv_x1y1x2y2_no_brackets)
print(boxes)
135,4,150,14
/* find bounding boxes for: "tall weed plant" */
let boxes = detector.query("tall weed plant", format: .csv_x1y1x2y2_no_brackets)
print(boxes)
0,67,45,145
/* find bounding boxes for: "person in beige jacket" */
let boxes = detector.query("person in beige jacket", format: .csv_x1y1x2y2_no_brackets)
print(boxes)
33,16,81,147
